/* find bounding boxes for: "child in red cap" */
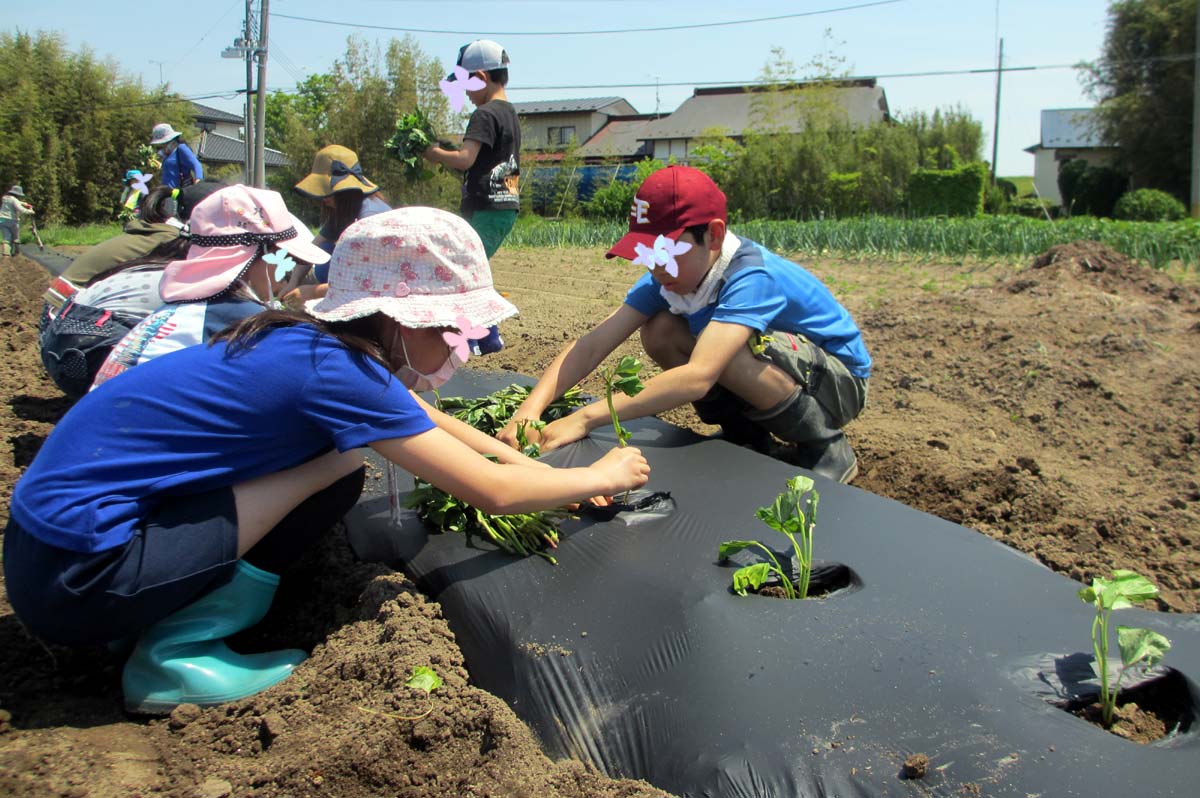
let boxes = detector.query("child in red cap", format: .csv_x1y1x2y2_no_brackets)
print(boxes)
499,165,871,483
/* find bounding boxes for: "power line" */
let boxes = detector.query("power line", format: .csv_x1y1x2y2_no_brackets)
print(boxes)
271,0,903,37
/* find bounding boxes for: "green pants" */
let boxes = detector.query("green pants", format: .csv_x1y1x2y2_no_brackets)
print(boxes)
466,209,517,259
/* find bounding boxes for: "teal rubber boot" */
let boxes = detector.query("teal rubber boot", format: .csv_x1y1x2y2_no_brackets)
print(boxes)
122,560,307,715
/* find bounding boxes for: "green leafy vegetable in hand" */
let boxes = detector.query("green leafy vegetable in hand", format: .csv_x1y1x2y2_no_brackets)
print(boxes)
601,355,644,448
1078,570,1172,727
385,108,438,180
718,475,819,600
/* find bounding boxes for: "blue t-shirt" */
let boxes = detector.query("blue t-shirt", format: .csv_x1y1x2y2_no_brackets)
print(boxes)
160,142,203,189
11,325,434,553
624,237,872,379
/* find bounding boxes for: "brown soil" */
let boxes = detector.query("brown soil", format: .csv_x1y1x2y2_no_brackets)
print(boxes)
1076,701,1168,744
2,239,1198,796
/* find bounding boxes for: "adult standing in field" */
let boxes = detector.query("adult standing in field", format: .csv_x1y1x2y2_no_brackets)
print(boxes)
0,185,35,257
422,38,520,355
151,123,204,189
3,205,649,715
39,182,225,325
291,144,391,287
498,165,871,484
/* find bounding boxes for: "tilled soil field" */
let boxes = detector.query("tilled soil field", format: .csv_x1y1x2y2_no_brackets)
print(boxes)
0,240,1196,797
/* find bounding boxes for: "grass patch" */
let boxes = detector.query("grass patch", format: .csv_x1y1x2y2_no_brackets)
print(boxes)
22,222,123,247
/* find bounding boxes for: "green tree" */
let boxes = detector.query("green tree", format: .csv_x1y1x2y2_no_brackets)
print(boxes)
0,31,187,223
265,35,461,216
1085,0,1196,200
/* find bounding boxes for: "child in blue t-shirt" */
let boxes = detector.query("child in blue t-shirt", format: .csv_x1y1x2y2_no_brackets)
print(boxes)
499,165,870,484
4,207,649,716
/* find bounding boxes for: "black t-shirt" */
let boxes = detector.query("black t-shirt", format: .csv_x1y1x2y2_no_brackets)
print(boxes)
462,100,521,214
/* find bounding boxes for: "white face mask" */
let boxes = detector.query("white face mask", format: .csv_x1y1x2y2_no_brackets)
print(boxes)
394,329,460,392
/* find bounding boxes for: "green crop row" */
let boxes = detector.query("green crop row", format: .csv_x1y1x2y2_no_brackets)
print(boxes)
507,215,1200,270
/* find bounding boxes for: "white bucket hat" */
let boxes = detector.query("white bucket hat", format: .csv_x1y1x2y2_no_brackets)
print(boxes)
306,207,517,329
150,123,183,145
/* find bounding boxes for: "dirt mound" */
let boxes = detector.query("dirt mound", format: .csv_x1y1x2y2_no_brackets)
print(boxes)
1004,240,1200,307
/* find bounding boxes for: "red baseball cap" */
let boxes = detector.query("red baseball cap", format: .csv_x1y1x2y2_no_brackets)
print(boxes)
605,165,727,260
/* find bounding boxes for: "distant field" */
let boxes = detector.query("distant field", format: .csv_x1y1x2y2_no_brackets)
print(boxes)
1003,176,1036,197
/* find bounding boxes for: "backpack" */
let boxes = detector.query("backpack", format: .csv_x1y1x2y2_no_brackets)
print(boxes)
39,297,144,399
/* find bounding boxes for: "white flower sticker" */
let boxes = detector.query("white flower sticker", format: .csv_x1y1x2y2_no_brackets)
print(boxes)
633,235,693,278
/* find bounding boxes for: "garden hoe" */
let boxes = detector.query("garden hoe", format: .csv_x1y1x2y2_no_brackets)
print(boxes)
30,217,45,252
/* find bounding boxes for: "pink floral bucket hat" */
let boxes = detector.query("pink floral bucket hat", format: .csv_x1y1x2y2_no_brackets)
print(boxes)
306,207,517,329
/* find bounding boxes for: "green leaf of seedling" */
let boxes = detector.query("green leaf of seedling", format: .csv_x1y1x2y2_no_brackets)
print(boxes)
406,666,443,695
732,563,773,596
1080,570,1160,611
1117,627,1171,670
718,540,761,561
611,356,645,397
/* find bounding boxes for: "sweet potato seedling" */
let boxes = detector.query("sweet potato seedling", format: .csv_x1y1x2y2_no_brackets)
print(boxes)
1078,570,1172,727
356,666,444,721
718,475,819,599
385,108,438,180
600,355,644,447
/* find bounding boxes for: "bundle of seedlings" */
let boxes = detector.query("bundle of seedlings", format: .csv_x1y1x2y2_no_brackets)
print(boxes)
385,108,439,180
399,385,592,562
438,383,589,438
404,470,569,564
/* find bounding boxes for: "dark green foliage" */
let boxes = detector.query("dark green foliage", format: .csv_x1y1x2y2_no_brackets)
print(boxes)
581,158,664,220
0,31,190,224
1058,159,1088,215
824,172,867,218
906,162,988,217
1085,0,1197,201
995,178,1018,200
1114,188,1187,222
1076,165,1128,218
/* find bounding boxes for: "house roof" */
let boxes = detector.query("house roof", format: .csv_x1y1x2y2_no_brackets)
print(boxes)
637,82,889,139
511,97,637,115
196,131,288,167
191,101,243,125
576,115,657,159
1035,108,1109,149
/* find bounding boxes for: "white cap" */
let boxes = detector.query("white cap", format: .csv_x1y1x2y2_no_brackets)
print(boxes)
150,123,182,145
455,40,509,73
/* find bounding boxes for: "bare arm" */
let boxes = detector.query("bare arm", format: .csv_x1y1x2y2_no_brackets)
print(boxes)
538,321,753,449
370,426,649,515
497,304,648,447
423,139,482,172
410,391,544,467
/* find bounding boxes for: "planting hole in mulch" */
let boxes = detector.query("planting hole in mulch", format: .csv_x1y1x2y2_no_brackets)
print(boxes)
1052,668,1196,744
734,561,860,600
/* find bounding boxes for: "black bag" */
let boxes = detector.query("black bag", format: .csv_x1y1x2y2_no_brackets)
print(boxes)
39,297,143,399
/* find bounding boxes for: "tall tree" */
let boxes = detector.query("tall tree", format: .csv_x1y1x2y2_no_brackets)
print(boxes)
1085,0,1197,200
0,31,188,223
265,34,461,214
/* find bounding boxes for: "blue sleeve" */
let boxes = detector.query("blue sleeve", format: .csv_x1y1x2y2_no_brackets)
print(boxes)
298,345,435,451
623,271,669,317
161,152,180,188
181,144,203,181
710,269,786,333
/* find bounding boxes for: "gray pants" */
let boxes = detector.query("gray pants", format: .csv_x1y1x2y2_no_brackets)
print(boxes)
742,329,867,443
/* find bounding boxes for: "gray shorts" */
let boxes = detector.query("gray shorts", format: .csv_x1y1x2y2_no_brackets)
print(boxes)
744,329,867,434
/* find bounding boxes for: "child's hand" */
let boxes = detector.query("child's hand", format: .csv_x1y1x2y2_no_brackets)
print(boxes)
497,416,543,449
535,416,589,452
592,446,650,495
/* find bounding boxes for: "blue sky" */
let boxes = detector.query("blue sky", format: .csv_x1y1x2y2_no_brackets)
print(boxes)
10,0,1109,175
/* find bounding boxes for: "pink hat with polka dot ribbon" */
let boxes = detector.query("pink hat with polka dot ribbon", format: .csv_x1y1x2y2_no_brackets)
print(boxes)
306,207,517,329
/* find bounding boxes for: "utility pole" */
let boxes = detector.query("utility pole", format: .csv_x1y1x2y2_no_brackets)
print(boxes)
244,0,256,184
991,38,1003,186
1191,1,1200,218
149,59,166,86
254,0,270,188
